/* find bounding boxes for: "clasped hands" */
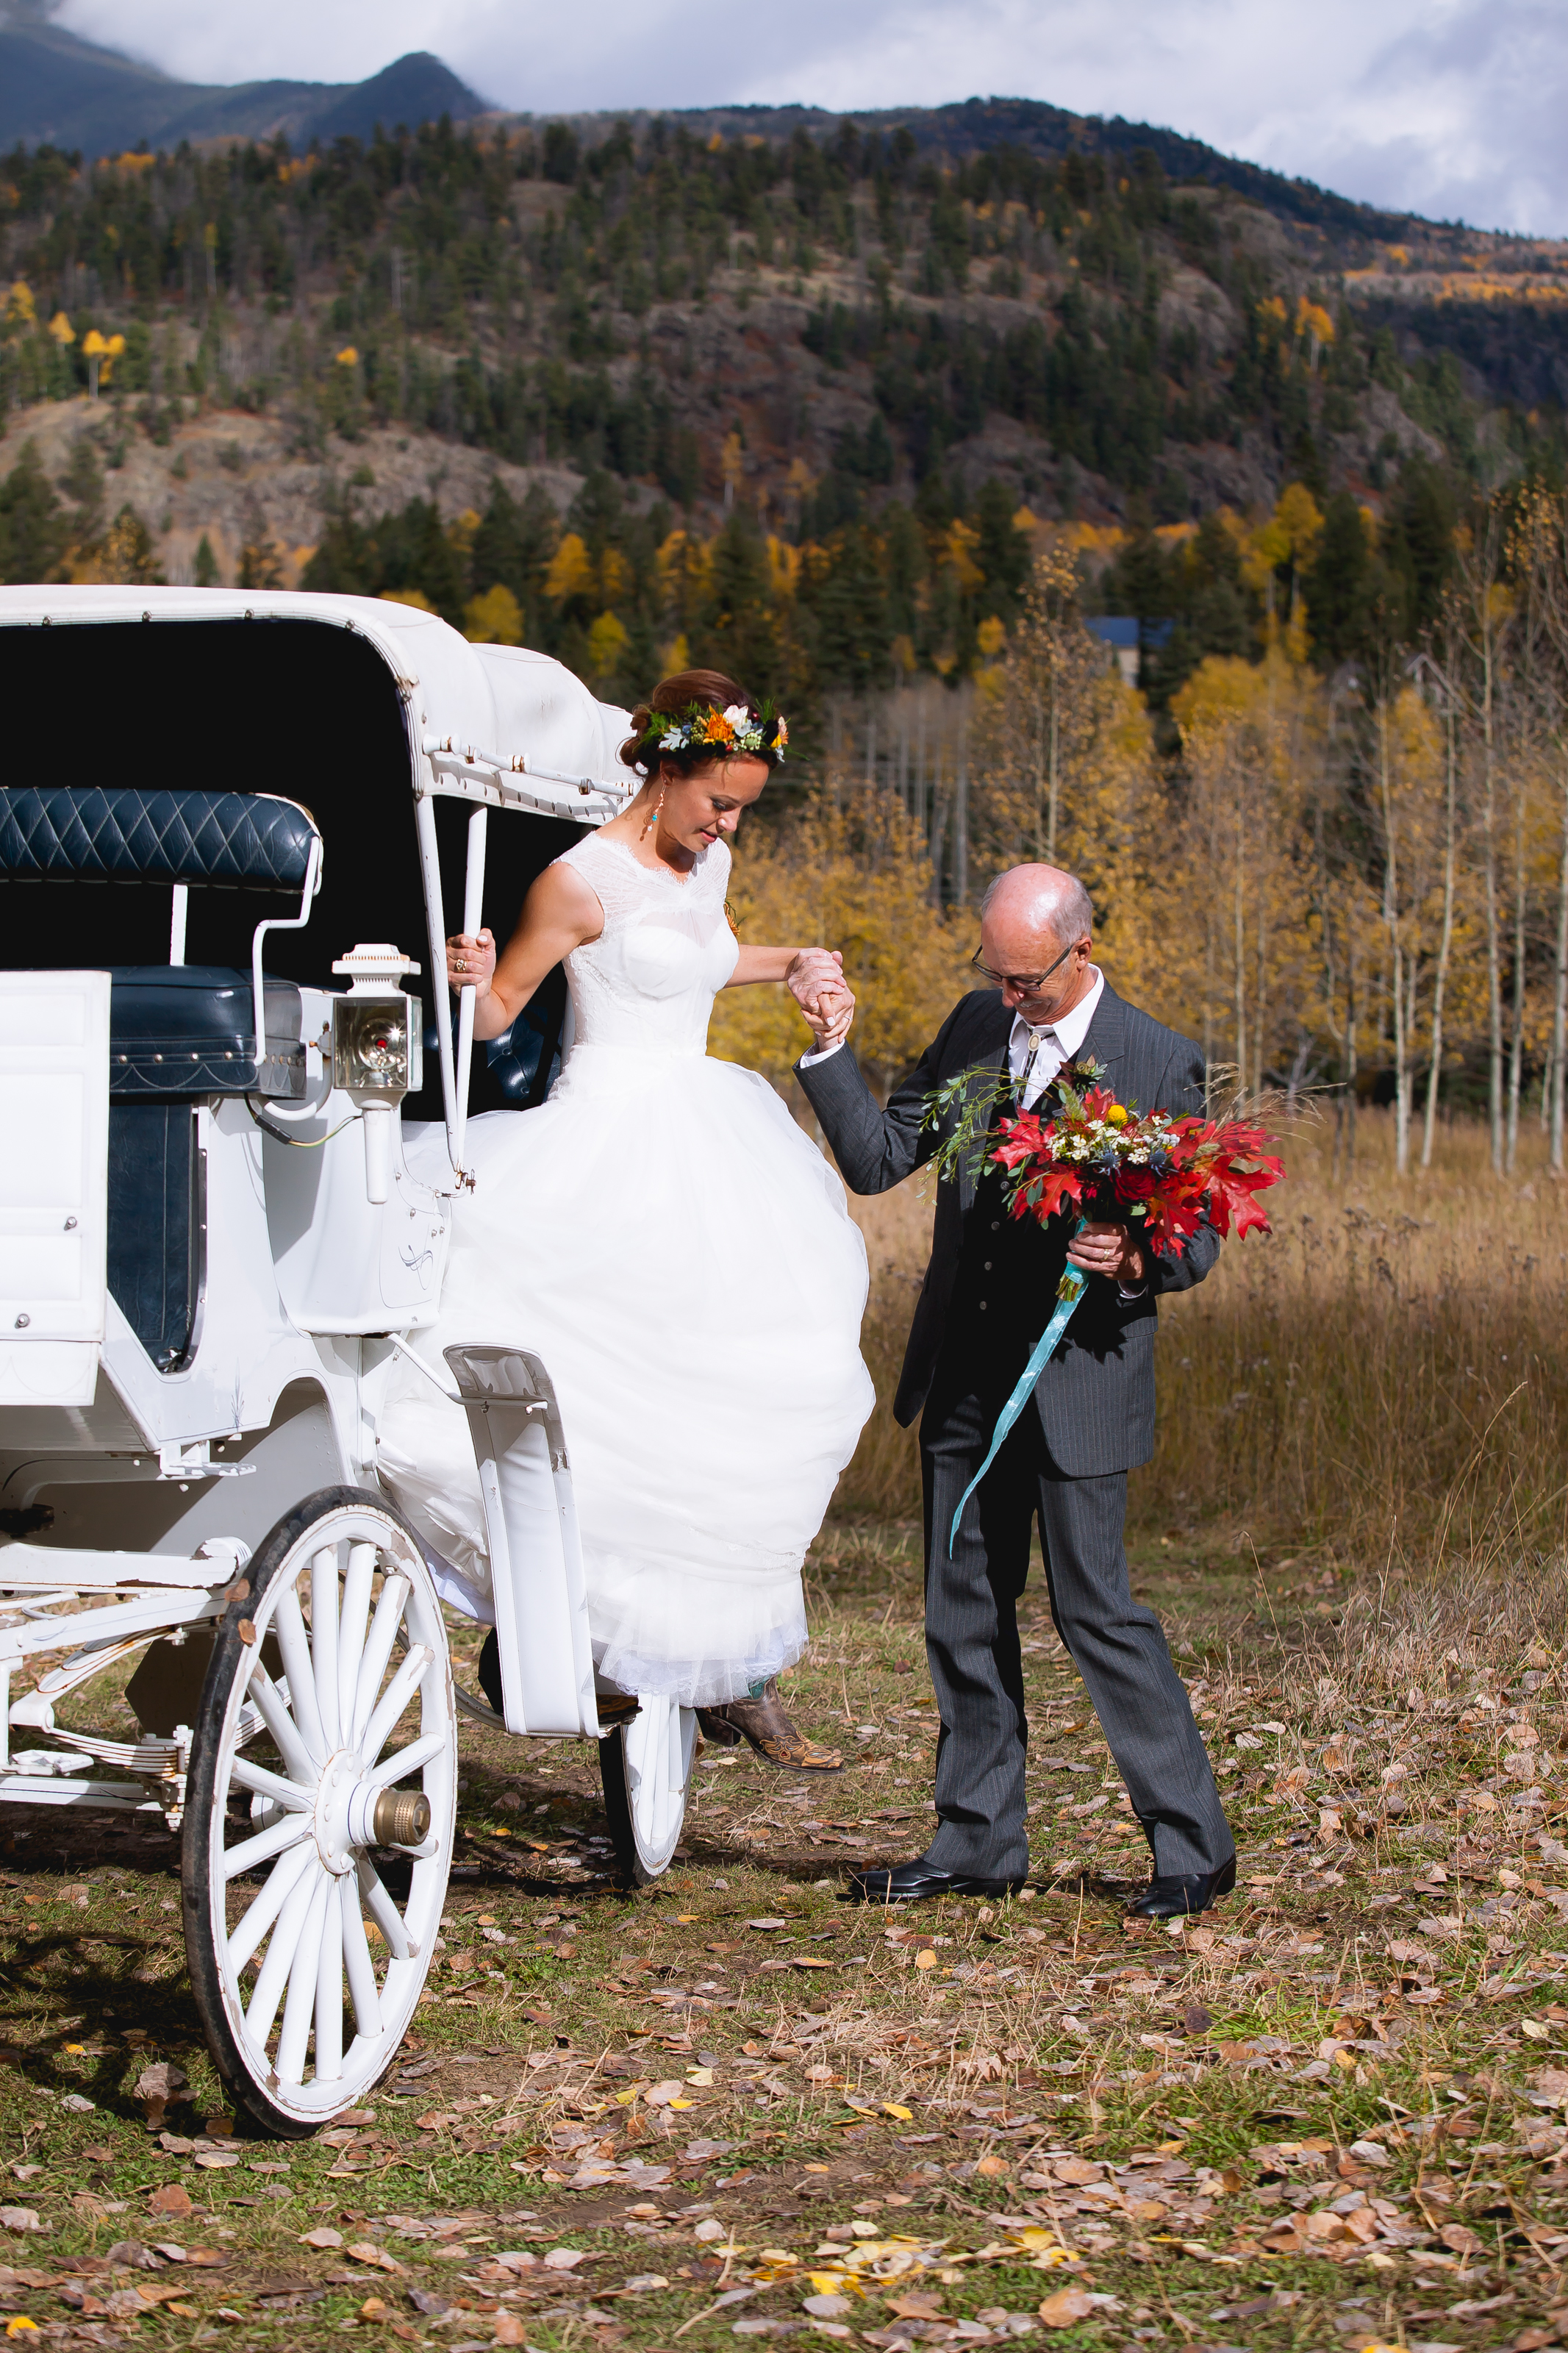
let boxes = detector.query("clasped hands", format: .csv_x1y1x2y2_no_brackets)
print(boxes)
786,949,855,1051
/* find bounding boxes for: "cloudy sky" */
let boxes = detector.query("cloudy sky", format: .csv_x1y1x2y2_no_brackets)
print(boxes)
53,0,1568,236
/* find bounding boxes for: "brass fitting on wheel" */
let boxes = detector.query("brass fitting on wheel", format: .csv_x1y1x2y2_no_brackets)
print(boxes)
370,1788,432,1846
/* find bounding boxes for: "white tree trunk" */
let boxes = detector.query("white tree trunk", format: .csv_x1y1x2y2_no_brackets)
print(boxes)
1422,703,1458,1169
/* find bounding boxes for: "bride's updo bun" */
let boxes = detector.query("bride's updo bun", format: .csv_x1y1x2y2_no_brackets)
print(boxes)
620,668,787,776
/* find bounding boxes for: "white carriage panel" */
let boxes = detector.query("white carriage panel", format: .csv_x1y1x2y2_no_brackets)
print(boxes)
204,1099,307,1386
0,1349,151,1452
0,972,110,1399
265,1097,447,1335
378,1171,450,1321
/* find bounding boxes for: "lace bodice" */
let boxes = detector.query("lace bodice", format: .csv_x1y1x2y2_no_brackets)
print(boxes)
555,832,739,1062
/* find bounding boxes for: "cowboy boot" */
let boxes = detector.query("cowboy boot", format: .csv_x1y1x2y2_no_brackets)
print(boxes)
697,1680,842,1771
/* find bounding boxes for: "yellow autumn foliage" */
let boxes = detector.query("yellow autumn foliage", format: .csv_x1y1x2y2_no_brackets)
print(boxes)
709,790,969,1090
463,583,523,644
544,532,594,604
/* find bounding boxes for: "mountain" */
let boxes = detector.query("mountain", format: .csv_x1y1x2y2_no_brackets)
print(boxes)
0,7,486,156
1,54,1566,742
523,94,1420,248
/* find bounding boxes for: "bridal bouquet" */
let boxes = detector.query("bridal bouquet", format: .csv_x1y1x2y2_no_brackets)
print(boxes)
926,1060,1284,1549
978,1063,1284,1253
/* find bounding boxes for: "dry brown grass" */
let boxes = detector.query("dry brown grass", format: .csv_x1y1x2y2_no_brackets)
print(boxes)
834,1110,1568,1575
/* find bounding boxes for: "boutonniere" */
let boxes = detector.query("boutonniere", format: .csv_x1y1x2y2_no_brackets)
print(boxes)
1053,1056,1107,1095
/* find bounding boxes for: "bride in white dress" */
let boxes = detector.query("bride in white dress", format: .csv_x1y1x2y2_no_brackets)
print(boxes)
378,671,873,1763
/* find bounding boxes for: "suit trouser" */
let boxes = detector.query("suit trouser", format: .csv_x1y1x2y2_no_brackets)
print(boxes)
918,1370,1234,1882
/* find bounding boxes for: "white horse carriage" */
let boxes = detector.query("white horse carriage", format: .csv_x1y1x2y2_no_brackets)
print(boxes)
0,586,698,2136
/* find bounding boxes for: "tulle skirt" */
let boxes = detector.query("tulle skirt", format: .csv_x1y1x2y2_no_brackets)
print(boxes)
376,1042,874,1706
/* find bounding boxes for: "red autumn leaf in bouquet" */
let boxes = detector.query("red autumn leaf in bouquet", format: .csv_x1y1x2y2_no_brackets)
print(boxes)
1012,1165,1087,1225
991,1110,1049,1174
1134,1171,1205,1254
1161,1117,1285,1240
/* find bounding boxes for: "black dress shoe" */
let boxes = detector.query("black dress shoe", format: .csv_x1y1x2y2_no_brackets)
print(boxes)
1125,1856,1237,1918
848,1859,1028,1905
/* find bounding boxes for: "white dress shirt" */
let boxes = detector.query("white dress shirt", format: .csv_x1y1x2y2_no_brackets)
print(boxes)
1008,967,1104,1106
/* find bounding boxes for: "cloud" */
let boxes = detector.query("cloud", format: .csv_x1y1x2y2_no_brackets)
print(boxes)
53,0,1568,235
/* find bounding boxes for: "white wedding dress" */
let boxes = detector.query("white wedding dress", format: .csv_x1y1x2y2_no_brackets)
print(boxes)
377,832,874,1706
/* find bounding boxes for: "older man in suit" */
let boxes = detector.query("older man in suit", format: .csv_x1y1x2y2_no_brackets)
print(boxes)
790,862,1235,1915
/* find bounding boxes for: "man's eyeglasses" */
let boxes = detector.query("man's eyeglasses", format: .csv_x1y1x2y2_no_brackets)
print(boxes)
970,939,1078,993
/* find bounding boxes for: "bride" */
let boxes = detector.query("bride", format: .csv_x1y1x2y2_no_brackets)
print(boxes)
378,671,873,1770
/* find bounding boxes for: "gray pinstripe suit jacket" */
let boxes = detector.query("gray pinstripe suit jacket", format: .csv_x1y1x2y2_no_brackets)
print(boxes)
797,980,1222,1477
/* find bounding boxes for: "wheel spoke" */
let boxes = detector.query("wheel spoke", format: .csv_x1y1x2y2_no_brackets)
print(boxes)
357,1855,415,1961
273,1585,329,1765
244,1854,323,2048
310,1544,342,1752
223,1809,312,1883
276,1871,331,2085
246,1662,317,1786
227,1837,316,1977
361,1727,447,1796
341,1875,383,2038
360,1644,434,1768
315,1881,344,2083
351,1574,409,1747
229,1756,314,1815
337,1541,376,1738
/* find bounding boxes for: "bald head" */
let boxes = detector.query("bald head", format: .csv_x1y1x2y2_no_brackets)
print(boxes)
976,863,1096,1024
981,864,1094,945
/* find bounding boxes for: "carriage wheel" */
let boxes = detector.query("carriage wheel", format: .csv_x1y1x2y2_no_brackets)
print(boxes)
183,1487,457,2136
598,1696,696,1886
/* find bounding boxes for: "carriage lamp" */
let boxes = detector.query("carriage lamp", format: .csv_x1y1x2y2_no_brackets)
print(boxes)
331,944,423,1204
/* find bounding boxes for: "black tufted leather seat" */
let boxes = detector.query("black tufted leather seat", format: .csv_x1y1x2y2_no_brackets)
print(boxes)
0,784,317,1100
0,785,318,889
108,967,304,1100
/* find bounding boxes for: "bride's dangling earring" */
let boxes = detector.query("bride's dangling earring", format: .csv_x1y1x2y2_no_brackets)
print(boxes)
641,782,666,840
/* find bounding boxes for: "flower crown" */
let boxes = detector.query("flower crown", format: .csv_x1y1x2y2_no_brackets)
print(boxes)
634,699,788,765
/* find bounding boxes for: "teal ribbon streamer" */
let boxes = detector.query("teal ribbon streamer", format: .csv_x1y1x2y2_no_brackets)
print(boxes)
948,1227,1089,1558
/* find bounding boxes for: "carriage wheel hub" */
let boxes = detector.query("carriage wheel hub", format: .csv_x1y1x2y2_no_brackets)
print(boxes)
314,1748,365,1877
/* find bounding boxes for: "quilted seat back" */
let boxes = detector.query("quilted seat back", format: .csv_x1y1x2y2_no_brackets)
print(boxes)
0,785,318,889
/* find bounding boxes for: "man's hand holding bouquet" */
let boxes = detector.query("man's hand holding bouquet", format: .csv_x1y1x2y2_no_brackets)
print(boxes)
926,1059,1284,1549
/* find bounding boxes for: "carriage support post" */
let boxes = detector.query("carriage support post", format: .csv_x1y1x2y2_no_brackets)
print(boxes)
414,790,463,1182
452,807,487,1181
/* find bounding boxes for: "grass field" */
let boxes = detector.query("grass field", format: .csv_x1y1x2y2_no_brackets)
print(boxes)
4,1115,1568,2353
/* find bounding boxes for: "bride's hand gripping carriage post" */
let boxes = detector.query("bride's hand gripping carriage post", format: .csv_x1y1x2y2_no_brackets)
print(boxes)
0,601,867,2135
